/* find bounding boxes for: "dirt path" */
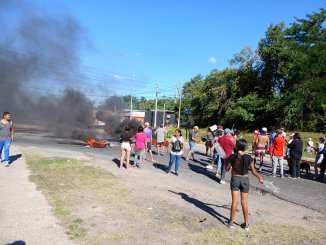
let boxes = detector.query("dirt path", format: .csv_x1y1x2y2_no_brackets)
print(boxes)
7,130,326,244
0,146,74,245
21,144,326,244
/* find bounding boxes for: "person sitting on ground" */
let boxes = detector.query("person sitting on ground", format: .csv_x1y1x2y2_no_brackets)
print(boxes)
186,126,199,161
166,129,184,176
225,138,264,231
254,127,269,171
312,137,325,179
154,124,167,155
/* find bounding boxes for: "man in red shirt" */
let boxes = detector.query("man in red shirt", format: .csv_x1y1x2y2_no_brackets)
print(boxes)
218,128,235,184
272,129,285,178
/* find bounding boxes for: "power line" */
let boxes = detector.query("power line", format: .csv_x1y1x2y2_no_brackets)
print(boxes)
0,58,158,93
1,46,185,100
0,45,183,87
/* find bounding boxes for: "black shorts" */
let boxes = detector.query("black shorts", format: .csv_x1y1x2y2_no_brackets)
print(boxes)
147,142,152,151
205,140,213,148
230,176,250,193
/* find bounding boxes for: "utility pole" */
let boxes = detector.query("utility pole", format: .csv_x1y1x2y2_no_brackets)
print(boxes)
162,93,166,127
177,81,182,128
154,80,159,128
130,58,135,120
121,94,124,121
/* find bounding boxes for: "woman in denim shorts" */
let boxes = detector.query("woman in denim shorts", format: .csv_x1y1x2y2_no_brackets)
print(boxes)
225,139,264,231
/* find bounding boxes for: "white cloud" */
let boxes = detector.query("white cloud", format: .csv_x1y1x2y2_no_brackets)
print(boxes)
208,57,217,64
113,74,122,81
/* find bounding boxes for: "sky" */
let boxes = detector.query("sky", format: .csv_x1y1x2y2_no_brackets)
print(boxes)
35,0,325,100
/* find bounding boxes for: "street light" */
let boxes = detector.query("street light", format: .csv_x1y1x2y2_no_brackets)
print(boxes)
120,53,135,120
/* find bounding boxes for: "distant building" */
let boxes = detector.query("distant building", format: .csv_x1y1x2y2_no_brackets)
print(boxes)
123,109,145,124
145,110,176,127
93,109,106,126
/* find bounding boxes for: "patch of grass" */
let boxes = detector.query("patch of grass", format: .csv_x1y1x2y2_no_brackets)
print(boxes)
151,202,326,245
84,231,125,245
22,148,326,245
23,150,129,243
190,222,326,245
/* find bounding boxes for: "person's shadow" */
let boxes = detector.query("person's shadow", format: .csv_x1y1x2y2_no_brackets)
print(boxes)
6,241,26,245
187,162,220,182
112,158,120,168
153,163,168,172
168,190,230,224
8,154,22,165
112,157,135,168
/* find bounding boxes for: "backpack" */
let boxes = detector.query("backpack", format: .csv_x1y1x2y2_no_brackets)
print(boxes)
172,139,182,152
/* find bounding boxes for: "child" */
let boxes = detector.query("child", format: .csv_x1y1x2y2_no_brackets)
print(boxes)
225,138,264,231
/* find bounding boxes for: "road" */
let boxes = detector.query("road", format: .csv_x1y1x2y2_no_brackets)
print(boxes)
14,131,326,215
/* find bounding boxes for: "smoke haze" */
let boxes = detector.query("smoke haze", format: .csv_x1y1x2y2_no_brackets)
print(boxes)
0,1,140,139
0,1,97,139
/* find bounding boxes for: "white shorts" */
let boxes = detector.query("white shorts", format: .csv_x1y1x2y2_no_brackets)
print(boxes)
121,142,131,152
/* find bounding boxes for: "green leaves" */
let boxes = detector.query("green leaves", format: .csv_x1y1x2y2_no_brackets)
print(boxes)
182,8,325,131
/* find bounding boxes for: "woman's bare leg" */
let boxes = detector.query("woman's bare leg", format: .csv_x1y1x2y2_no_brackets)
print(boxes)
120,150,126,168
240,192,249,224
230,191,239,223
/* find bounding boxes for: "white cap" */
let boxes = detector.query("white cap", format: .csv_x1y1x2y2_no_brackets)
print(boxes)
145,122,149,126
262,127,267,132
193,126,199,130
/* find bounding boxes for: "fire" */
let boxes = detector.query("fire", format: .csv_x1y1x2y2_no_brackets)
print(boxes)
85,138,109,148
151,137,170,147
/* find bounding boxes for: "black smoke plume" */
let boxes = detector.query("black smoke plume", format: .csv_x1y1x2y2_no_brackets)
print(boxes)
96,96,141,137
0,1,97,139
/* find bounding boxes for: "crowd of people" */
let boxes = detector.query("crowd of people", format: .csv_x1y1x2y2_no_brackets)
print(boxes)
119,123,326,182
0,111,324,232
118,123,326,230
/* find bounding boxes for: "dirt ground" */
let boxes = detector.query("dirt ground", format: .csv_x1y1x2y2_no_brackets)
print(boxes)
17,140,326,245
